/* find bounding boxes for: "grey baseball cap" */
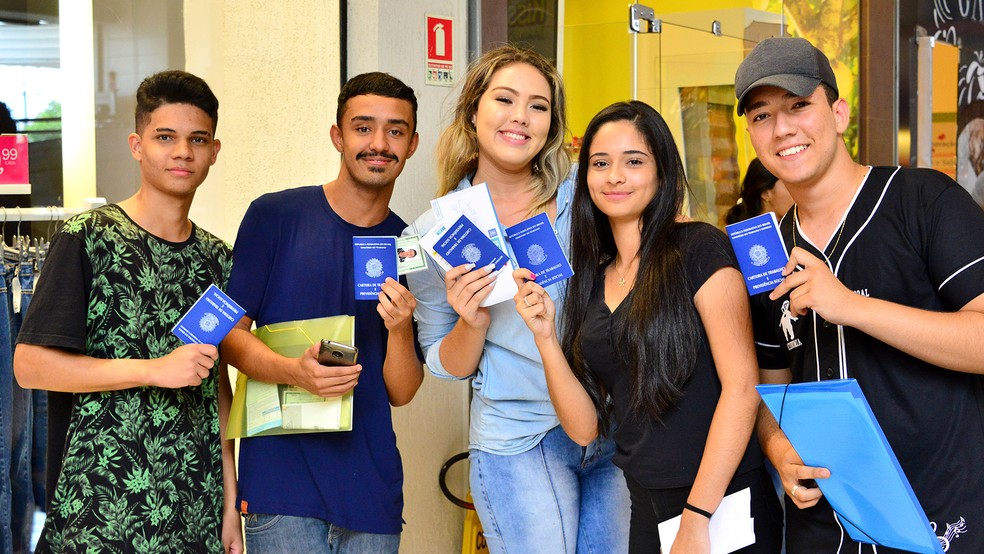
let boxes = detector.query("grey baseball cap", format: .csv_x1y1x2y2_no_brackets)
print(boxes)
735,37,838,116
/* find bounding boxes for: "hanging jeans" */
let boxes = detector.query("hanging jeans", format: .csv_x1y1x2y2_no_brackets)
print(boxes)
24,259,44,514
1,263,14,554
9,260,37,554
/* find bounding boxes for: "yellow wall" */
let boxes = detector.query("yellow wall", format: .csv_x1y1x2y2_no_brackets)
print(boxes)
563,0,860,200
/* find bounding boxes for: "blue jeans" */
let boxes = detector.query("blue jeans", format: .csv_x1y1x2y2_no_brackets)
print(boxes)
243,513,400,554
1,263,13,554
9,260,37,553
18,260,45,511
470,425,630,554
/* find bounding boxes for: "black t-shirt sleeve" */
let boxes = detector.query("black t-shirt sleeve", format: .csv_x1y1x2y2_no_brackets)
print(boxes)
916,170,984,309
681,222,739,295
17,232,90,351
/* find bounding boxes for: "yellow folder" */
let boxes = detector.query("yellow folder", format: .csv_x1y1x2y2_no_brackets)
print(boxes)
227,315,355,439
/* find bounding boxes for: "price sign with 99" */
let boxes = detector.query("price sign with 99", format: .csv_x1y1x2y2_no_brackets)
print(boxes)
0,134,29,186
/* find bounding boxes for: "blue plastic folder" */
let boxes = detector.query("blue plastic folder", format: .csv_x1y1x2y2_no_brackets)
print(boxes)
757,379,943,554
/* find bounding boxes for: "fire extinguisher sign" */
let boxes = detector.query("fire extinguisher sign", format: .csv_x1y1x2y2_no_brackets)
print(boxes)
426,15,454,87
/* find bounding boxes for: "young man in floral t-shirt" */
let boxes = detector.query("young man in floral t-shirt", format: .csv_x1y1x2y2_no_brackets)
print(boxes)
14,71,242,553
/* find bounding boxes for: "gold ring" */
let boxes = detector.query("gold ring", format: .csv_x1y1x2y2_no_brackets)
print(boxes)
523,294,533,308
791,484,801,498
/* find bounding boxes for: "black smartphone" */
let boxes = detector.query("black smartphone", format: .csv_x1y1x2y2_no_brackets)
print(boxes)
318,340,359,366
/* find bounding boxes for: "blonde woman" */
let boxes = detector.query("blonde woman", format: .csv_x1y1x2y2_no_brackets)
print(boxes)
405,46,629,553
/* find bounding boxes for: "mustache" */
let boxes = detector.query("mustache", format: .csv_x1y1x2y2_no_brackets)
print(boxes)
356,151,400,163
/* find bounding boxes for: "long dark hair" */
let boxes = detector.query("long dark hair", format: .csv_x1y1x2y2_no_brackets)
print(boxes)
562,101,701,430
725,158,778,224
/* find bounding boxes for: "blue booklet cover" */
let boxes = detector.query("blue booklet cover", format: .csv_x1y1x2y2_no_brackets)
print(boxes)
353,236,398,300
505,212,573,287
432,214,508,272
172,284,245,346
758,379,944,554
725,212,789,295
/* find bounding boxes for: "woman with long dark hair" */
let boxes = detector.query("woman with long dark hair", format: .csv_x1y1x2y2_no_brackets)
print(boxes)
514,101,782,553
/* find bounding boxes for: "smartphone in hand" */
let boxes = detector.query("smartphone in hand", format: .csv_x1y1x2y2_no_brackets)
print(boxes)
318,340,359,366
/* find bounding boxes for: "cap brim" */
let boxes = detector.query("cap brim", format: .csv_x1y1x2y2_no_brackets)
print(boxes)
737,74,822,115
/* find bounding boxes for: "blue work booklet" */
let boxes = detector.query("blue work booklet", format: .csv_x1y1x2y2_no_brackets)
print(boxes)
725,212,789,295
353,236,398,300
431,214,509,273
505,212,573,287
172,283,245,346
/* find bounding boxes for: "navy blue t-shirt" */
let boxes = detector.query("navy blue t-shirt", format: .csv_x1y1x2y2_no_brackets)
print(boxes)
227,185,409,534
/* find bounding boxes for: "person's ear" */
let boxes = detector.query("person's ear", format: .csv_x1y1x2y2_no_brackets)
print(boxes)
128,132,142,161
833,98,850,134
406,132,420,159
330,125,344,153
209,139,221,165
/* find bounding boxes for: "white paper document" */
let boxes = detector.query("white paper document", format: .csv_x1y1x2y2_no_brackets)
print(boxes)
657,487,755,554
420,183,517,306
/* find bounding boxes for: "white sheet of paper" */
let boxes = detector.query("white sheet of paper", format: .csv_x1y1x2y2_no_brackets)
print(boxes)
422,183,517,306
656,487,755,554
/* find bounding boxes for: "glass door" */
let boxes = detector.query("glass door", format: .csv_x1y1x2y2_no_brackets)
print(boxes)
632,6,784,227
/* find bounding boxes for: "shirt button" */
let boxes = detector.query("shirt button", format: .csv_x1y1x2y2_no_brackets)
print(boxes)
823,320,832,328
825,367,834,378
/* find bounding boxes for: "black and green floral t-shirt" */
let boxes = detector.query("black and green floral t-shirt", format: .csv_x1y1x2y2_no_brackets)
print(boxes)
18,204,232,553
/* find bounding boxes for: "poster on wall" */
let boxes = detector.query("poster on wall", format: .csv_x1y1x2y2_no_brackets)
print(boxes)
426,15,454,87
923,0,984,207
0,134,30,194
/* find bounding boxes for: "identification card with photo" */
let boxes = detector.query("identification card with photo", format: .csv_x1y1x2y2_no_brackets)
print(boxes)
396,234,427,275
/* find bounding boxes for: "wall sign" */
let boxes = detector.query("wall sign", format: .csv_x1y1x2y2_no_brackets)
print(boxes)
426,15,454,87
0,134,30,194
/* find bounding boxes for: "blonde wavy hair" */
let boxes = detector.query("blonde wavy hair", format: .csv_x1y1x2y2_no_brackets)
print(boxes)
436,45,571,216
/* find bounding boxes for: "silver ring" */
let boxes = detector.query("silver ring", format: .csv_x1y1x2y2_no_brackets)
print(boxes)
791,484,801,498
523,294,533,308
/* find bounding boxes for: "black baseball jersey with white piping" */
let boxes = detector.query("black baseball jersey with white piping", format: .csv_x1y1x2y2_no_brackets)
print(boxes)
752,166,984,553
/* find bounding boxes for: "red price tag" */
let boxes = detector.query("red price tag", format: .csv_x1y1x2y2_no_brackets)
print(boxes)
0,134,30,187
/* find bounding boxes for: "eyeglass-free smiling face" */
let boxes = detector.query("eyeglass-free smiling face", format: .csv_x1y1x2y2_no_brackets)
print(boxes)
586,120,659,225
743,84,849,189
472,62,552,175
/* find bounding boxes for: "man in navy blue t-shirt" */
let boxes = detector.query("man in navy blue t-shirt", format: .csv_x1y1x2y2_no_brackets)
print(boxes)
221,72,424,553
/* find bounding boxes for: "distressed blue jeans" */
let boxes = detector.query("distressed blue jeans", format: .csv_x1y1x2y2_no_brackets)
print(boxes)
470,425,630,554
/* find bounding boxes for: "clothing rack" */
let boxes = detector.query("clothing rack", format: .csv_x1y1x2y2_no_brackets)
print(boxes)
0,199,106,222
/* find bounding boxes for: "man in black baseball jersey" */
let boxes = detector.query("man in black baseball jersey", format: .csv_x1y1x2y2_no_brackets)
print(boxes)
736,37,984,553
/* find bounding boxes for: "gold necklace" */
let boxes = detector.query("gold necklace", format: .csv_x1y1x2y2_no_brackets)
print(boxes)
792,204,847,259
613,255,637,288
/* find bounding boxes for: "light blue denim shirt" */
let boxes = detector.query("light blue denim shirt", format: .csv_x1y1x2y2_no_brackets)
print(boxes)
404,170,575,455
